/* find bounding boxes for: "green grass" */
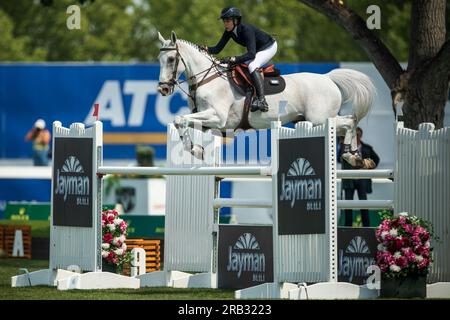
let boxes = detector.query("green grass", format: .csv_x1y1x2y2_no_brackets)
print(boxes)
0,259,235,300
0,220,50,238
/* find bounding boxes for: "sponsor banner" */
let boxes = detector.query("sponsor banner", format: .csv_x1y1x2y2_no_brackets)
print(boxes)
3,202,50,221
278,137,325,235
218,225,273,289
337,227,377,285
52,137,93,227
123,215,165,240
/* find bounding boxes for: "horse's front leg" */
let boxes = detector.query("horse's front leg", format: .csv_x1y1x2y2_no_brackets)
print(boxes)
173,116,194,155
174,109,224,160
176,108,225,128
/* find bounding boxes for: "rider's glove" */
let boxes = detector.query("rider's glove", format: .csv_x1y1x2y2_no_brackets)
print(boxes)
198,45,208,52
219,56,236,65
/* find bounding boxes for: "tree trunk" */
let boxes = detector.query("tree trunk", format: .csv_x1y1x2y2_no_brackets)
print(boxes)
402,67,448,129
401,0,447,129
408,0,446,71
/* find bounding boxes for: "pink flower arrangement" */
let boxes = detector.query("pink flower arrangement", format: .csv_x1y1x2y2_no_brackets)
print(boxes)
101,209,131,272
376,211,435,279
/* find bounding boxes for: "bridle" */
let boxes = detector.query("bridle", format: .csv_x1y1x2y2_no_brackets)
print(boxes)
158,43,228,113
158,44,186,90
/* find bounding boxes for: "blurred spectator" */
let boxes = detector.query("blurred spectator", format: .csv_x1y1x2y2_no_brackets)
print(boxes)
25,119,51,166
338,127,380,227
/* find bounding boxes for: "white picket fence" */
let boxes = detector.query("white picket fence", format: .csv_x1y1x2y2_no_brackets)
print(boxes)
395,122,450,282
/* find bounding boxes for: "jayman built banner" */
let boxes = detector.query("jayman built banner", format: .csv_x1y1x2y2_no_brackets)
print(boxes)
218,224,273,289
277,137,326,235
52,137,93,227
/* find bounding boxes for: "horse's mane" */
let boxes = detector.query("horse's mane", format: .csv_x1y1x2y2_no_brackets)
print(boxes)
177,39,217,61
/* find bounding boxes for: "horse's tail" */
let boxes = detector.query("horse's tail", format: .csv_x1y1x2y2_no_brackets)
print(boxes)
327,68,376,123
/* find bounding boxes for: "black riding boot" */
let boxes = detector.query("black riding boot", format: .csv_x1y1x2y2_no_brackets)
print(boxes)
250,71,269,112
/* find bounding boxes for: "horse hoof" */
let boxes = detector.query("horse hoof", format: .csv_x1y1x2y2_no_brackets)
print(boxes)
342,152,364,169
341,152,351,164
353,157,364,169
174,116,185,127
191,144,204,160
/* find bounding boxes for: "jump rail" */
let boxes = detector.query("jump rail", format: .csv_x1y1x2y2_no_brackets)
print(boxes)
97,166,272,177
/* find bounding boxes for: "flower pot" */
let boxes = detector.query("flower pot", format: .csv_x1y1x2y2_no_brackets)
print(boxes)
102,259,117,274
380,275,426,298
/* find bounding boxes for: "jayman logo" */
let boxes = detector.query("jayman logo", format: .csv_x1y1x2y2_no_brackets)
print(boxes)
55,156,90,204
61,156,84,173
279,158,322,208
234,233,260,250
226,233,266,280
287,157,316,176
346,236,371,254
339,236,375,282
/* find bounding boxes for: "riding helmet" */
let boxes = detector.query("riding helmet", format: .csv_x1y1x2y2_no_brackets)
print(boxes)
219,7,241,20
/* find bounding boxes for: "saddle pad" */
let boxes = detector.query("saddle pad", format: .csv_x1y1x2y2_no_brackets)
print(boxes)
264,76,286,95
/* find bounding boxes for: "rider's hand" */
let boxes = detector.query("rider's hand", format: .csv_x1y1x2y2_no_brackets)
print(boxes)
198,45,208,52
219,56,236,65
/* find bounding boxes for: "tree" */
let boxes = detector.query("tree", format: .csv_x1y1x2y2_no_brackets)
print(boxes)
299,0,450,129
0,10,46,61
1,0,413,64
0,0,141,61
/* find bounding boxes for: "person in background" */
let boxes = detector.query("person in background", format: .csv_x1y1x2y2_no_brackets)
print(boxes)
338,127,380,227
25,119,51,166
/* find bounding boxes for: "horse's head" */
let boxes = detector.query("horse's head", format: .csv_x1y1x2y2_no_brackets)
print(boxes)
157,31,185,96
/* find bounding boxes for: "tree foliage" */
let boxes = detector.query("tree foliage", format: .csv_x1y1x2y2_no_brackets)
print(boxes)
0,0,415,63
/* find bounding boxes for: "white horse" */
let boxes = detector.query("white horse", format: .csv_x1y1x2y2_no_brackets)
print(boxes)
157,31,376,168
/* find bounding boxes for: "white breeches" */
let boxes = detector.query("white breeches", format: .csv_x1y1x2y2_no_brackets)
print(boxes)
247,41,278,73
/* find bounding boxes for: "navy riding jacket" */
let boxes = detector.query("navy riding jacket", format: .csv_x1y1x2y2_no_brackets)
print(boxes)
207,23,275,64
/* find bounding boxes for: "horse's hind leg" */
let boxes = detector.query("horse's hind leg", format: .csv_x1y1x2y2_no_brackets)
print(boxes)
336,116,364,168
336,115,355,151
